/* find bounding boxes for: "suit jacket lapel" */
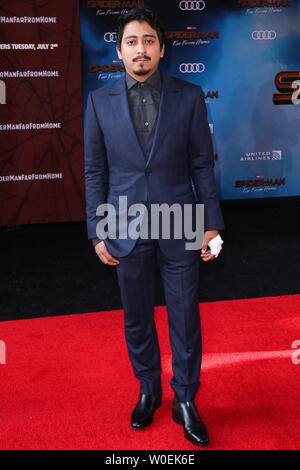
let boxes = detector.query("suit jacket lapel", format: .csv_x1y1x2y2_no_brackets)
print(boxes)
109,76,145,162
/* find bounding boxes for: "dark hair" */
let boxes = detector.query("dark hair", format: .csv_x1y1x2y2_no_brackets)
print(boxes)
116,7,165,51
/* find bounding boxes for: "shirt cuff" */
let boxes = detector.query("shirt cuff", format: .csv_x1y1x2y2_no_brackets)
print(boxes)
92,237,102,247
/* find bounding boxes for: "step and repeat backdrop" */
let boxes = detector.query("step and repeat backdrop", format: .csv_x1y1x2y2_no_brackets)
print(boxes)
1,0,299,226
80,0,300,200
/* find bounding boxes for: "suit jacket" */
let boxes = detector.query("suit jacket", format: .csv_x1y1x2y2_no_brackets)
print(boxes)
84,72,224,258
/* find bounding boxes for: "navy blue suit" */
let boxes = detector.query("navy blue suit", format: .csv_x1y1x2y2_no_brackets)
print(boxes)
84,72,224,401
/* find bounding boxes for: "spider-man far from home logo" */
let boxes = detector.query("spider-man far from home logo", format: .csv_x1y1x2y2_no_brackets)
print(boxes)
273,71,300,105
87,0,144,8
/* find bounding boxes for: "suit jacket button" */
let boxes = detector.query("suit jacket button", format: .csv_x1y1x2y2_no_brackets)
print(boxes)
144,169,151,176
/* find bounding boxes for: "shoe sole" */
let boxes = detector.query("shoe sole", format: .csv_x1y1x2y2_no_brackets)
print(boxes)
131,398,162,430
172,411,209,446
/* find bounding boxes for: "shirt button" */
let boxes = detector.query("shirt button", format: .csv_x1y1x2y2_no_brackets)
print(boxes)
142,98,146,103
141,83,145,87
144,122,149,127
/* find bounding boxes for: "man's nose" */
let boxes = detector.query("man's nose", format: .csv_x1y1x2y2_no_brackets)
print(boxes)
136,41,147,55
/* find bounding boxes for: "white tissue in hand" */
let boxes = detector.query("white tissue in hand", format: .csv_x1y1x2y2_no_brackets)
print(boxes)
208,234,223,257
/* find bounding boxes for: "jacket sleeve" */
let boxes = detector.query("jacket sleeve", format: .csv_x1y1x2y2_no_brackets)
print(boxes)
84,92,109,240
188,87,224,231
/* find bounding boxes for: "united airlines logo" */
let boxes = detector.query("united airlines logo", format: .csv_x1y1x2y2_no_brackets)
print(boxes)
104,32,116,43
179,1,206,11
273,71,300,105
179,63,205,73
272,150,282,160
252,30,276,40
240,150,282,161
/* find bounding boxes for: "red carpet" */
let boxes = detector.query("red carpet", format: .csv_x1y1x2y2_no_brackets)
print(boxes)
1,294,300,450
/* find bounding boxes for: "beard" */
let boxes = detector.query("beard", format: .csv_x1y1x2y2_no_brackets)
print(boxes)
132,55,151,74
132,61,151,76
133,68,150,76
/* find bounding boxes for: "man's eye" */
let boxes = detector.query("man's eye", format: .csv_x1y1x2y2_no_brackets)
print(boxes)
145,39,154,44
127,40,135,45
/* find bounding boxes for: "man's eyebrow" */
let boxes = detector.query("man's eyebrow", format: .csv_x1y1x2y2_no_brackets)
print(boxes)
124,34,157,39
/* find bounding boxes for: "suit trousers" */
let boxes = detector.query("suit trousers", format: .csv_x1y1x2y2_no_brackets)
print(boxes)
116,233,202,402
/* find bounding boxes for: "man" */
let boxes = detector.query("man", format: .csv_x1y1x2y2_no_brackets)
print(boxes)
84,7,224,446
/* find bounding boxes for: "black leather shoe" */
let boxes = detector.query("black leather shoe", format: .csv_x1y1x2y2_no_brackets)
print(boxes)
172,395,209,446
131,394,162,430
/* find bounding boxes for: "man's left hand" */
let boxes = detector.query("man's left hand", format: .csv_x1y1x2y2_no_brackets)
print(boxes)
201,230,220,262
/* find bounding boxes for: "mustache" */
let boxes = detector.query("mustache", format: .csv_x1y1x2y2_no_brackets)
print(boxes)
133,55,151,62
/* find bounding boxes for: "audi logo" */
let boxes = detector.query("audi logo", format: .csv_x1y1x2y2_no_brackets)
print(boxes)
179,63,205,73
252,30,276,40
104,32,117,43
179,0,206,11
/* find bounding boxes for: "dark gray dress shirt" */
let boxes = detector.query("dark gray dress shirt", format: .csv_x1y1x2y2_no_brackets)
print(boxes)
125,69,161,145
92,70,161,248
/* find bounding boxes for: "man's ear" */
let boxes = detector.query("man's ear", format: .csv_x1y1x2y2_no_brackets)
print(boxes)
116,46,122,60
160,44,165,58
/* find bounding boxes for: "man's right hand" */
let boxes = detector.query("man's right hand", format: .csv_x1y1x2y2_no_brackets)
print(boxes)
95,241,120,266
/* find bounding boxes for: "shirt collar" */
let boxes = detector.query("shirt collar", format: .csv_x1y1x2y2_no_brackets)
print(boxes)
125,69,161,92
